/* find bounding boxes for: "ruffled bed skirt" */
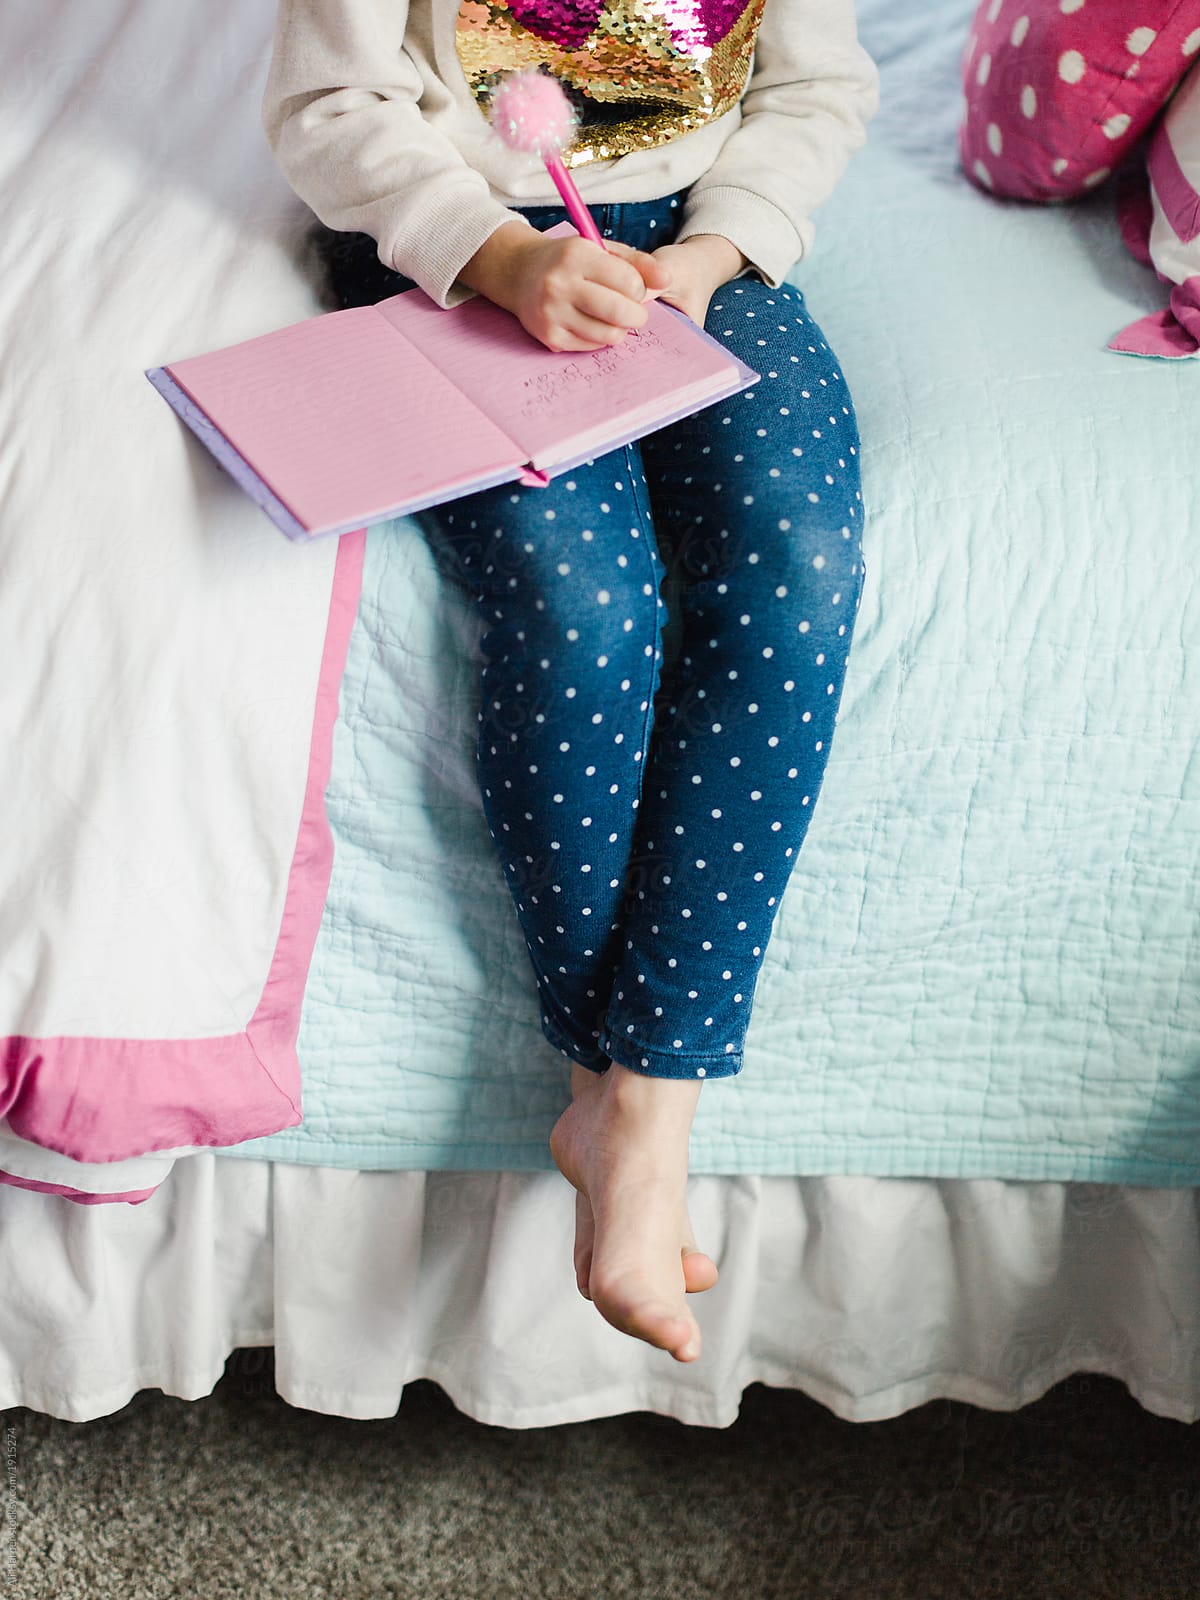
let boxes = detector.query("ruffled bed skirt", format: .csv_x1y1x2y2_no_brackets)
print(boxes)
2,1161,1198,1428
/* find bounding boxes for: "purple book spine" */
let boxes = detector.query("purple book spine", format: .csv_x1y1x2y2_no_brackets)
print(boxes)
146,365,312,541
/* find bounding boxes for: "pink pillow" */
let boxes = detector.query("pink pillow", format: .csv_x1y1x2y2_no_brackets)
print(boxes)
960,0,1200,200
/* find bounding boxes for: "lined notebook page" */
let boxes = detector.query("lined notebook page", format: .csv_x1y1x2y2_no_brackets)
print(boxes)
165,308,525,535
376,292,739,469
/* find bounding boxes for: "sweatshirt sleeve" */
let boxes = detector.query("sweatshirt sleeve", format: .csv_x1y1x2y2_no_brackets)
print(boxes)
261,0,529,307
673,0,880,287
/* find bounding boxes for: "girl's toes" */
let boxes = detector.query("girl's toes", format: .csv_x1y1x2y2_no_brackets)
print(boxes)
590,1277,696,1357
574,1188,595,1299
681,1247,719,1294
680,1217,719,1293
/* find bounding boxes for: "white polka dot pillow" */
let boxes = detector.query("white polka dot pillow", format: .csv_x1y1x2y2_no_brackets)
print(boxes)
960,0,1200,200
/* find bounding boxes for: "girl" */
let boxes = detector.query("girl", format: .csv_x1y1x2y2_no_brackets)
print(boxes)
263,0,879,1367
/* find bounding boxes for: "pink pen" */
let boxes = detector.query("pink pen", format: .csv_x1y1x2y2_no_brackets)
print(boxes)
542,146,607,248
490,69,607,246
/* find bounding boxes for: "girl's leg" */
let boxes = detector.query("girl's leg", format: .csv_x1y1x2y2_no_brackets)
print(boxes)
598,279,867,1079
409,369,720,1362
413,445,669,1070
551,277,867,1362
410,357,718,1363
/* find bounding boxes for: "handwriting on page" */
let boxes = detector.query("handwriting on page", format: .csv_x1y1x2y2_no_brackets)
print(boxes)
517,329,668,418
377,289,736,465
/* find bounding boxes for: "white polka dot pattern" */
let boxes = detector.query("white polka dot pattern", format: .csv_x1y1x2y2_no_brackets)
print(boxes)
417,191,868,1081
960,0,1200,200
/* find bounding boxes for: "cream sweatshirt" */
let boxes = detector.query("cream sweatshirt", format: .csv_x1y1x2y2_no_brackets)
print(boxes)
262,0,880,307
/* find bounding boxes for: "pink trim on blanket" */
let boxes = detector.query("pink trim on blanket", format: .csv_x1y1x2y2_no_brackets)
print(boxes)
0,527,368,1199
0,1168,158,1206
1148,121,1200,245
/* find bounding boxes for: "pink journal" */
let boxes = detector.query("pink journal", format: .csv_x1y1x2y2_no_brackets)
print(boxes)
146,260,760,542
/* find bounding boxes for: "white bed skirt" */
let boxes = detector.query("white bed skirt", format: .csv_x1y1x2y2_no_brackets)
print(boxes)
1,1160,1198,1429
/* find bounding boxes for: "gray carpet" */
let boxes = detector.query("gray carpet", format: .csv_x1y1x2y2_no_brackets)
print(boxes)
2,1362,1197,1599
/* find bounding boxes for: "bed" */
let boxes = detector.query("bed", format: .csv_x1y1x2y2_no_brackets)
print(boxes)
2,0,1198,1429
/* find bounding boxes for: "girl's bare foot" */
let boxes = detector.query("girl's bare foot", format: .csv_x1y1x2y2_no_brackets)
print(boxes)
549,1059,720,1361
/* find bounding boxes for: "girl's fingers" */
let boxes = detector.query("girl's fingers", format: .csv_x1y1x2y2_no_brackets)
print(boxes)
574,279,648,333
583,243,655,304
639,251,674,287
605,240,673,288
557,309,635,349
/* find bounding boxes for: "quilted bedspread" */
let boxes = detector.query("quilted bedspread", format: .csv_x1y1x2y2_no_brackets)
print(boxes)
2,0,1198,1201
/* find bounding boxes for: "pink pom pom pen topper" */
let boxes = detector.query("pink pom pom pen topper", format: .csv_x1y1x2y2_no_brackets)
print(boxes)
489,69,606,247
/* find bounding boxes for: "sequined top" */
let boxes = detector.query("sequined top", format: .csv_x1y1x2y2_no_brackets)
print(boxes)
263,0,879,308
455,0,767,167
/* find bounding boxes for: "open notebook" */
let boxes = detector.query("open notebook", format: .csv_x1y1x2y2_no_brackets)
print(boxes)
147,251,760,542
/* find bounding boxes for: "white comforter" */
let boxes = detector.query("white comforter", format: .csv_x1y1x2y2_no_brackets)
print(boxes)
0,0,356,1170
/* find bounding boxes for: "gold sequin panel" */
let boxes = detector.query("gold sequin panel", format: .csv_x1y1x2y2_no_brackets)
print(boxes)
456,0,767,166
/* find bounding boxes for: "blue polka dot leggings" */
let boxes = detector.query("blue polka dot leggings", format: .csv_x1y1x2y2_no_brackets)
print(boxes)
320,188,867,1081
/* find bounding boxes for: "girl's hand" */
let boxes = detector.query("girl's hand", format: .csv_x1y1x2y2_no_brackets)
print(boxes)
460,223,672,352
647,235,749,328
